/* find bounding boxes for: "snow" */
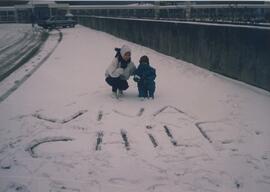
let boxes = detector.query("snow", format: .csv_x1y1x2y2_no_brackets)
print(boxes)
0,24,270,192
0,24,31,51
127,3,155,7
0,24,45,85
0,26,59,102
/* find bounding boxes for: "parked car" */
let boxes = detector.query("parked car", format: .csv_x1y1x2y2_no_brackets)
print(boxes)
37,16,77,29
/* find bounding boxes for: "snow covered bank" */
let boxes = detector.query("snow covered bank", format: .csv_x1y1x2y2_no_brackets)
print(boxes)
0,28,61,103
0,25,269,192
0,24,48,82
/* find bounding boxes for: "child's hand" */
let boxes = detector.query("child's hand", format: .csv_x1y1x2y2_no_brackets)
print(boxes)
133,75,140,82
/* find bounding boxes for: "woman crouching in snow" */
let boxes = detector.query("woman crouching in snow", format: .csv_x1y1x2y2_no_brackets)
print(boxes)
105,45,136,98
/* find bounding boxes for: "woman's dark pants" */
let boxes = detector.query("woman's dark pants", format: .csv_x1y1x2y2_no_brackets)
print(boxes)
105,76,129,92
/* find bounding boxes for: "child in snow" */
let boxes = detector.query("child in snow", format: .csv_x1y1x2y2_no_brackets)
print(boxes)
133,55,156,99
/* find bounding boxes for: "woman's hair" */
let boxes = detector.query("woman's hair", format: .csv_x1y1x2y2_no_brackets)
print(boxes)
114,47,130,69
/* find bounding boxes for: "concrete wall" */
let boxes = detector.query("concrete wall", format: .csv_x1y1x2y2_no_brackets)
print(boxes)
78,16,270,92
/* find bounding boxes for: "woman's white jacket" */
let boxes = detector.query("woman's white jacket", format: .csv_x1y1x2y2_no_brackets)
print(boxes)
105,58,136,80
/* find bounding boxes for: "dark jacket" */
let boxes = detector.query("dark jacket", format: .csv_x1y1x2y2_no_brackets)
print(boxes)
134,62,156,97
134,62,156,84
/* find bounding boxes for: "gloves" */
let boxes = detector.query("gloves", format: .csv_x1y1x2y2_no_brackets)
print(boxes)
133,75,141,82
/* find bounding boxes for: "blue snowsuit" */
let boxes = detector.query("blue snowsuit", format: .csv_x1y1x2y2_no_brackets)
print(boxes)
134,62,156,98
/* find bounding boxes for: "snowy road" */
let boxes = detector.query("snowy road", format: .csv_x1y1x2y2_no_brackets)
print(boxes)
0,25,270,192
0,24,46,82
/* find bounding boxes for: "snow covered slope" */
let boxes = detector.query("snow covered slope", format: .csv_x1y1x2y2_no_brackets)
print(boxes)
0,24,45,82
0,25,269,192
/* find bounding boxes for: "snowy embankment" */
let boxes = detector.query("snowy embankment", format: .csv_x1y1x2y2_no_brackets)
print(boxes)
0,25,270,192
0,24,47,82
0,26,61,102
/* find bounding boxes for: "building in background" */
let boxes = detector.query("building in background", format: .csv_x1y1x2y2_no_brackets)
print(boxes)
0,0,70,23
0,1,269,24
0,0,29,6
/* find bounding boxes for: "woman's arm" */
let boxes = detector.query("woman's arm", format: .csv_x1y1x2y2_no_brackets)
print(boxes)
129,62,137,76
105,58,123,78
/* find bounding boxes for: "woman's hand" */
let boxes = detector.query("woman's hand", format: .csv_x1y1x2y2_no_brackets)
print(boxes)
114,68,124,76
